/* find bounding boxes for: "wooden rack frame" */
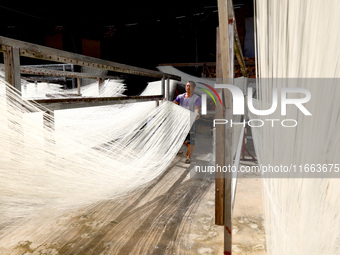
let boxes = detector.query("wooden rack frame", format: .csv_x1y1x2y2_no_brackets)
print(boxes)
0,36,180,109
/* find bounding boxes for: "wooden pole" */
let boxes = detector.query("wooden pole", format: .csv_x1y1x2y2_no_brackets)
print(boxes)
3,46,23,160
224,18,234,255
98,77,101,92
215,27,225,226
166,77,170,101
217,0,234,254
161,75,165,99
77,78,81,95
3,46,21,91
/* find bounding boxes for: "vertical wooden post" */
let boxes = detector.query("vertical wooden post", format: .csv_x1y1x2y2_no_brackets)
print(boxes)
3,46,21,91
215,27,225,226
77,78,81,95
98,77,102,94
166,77,170,101
62,64,67,85
4,46,23,159
161,75,165,99
217,0,234,254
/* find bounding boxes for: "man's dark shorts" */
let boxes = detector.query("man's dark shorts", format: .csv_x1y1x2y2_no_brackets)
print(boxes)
185,123,196,146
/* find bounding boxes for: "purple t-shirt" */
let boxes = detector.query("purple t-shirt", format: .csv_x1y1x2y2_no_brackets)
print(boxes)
174,93,201,111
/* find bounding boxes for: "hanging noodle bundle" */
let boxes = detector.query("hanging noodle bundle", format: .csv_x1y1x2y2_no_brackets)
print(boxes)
0,76,192,251
252,0,340,254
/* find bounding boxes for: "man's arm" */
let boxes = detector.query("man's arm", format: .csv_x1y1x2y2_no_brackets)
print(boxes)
195,105,200,120
195,96,201,119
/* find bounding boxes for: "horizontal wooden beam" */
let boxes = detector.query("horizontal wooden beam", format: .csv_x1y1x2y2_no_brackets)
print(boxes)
0,36,180,81
21,66,118,80
0,64,119,80
30,95,163,111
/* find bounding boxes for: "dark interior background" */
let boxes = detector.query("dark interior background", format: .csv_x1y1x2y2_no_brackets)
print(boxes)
0,1,254,94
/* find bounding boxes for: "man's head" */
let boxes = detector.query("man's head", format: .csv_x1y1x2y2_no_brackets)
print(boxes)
186,81,196,94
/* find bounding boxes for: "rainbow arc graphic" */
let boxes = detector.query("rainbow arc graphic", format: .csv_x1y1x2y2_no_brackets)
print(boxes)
197,82,223,115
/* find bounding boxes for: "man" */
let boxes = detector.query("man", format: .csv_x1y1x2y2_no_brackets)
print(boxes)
173,81,201,164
